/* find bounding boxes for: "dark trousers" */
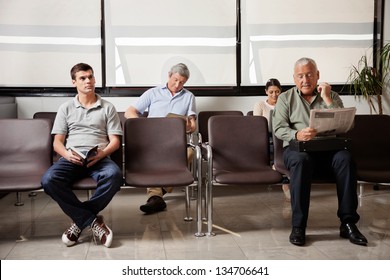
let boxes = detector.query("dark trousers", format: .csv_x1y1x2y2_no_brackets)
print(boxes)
283,147,360,228
42,157,123,230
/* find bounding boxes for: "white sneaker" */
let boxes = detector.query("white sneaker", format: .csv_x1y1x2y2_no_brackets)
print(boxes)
62,223,81,247
91,215,113,248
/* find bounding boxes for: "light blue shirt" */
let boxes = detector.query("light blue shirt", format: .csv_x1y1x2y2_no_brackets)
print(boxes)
134,84,196,118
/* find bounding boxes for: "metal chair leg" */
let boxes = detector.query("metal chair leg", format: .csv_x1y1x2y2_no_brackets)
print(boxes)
359,183,364,198
15,192,24,206
206,145,215,236
184,186,193,221
194,145,205,237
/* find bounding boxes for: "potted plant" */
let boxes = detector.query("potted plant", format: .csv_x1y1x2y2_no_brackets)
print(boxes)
347,42,390,115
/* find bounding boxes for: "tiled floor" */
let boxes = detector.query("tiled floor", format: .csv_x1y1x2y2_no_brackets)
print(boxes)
1,184,390,260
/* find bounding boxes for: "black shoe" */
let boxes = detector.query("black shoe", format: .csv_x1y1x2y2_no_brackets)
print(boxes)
340,223,368,246
140,196,167,214
282,177,290,184
289,227,306,246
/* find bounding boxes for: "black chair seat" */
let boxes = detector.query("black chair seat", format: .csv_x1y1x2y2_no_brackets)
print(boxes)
357,170,390,183
0,175,45,192
125,170,194,187
214,170,283,185
72,177,98,189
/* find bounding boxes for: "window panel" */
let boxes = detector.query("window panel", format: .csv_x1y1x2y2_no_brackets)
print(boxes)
0,0,101,87
104,0,237,86
0,0,377,90
241,0,374,85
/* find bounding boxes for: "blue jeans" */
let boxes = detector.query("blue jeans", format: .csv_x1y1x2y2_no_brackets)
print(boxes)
283,147,359,228
42,157,123,230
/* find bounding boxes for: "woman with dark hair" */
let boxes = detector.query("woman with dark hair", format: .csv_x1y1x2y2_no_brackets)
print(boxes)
253,78,281,122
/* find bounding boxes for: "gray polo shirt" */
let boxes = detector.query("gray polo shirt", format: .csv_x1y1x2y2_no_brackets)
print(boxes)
273,86,344,147
52,94,123,151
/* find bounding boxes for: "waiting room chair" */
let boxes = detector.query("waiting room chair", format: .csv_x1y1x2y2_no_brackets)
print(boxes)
197,110,243,144
0,119,52,206
343,114,390,197
197,111,244,183
192,110,245,218
124,117,203,237
204,115,283,235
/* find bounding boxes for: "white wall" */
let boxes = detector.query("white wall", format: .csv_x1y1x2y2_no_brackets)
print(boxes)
16,95,371,119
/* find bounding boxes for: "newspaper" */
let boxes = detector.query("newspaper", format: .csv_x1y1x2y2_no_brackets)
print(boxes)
309,107,356,136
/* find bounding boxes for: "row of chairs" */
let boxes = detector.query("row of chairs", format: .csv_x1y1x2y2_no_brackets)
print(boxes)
1,111,390,237
203,113,390,236
0,114,204,236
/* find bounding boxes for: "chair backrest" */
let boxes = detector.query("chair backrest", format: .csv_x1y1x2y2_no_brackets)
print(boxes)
198,110,243,143
124,117,193,187
343,114,390,181
209,115,270,171
208,115,282,184
118,111,149,127
0,119,52,191
0,96,17,119
250,109,273,132
272,133,290,176
33,112,57,161
117,112,126,127
33,112,56,124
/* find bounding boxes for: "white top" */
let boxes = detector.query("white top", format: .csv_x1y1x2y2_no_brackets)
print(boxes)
253,100,275,123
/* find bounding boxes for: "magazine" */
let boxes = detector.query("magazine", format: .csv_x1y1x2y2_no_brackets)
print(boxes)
309,107,356,136
69,145,98,166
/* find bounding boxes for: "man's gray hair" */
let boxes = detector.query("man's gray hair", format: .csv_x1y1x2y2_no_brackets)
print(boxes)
169,63,190,79
294,57,318,71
